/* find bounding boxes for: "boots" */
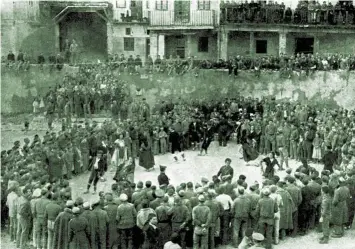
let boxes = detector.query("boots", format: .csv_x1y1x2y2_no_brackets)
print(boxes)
319,236,329,244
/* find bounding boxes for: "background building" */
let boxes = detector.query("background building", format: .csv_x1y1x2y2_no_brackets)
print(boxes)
1,0,355,62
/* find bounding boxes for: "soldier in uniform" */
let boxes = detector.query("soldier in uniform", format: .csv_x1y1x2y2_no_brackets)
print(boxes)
158,165,170,186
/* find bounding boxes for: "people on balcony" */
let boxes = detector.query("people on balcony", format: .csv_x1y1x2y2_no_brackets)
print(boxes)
220,0,355,25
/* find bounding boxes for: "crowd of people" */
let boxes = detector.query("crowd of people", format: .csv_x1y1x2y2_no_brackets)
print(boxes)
220,0,355,25
2,79,355,249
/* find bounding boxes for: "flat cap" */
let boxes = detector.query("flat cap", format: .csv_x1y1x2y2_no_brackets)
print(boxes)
252,233,265,241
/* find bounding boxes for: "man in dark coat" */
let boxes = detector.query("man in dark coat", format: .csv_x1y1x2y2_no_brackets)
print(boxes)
84,150,107,194
68,207,91,249
53,200,74,249
80,202,97,249
44,193,63,249
104,193,119,249
158,165,170,186
322,146,337,173
92,200,109,249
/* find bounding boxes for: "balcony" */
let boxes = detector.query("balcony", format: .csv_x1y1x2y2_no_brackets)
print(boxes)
148,10,215,29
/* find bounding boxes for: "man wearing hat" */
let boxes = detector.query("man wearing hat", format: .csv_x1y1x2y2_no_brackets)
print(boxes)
33,189,50,249
249,233,265,248
331,177,350,238
81,202,97,249
285,176,302,237
68,207,91,248
84,149,107,194
53,200,74,249
6,184,19,242
15,187,32,249
255,188,278,249
192,194,211,249
150,189,165,210
204,190,221,249
116,193,137,249
105,193,119,249
44,193,62,249
158,165,170,186
232,188,251,247
155,196,172,247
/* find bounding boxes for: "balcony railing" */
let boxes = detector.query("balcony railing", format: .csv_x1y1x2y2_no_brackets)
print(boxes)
149,10,215,27
113,8,149,23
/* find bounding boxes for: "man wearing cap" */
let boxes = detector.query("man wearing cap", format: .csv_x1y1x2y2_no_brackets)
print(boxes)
105,193,119,249
84,149,107,194
6,185,19,242
53,200,74,249
91,200,109,249
247,184,261,230
158,165,170,186
16,187,32,249
249,233,265,248
215,185,233,245
192,194,211,249
68,207,91,249
44,193,62,249
217,158,234,181
116,193,137,249
81,202,97,249
33,189,50,249
331,177,350,238
150,189,165,210
285,176,302,237
205,190,221,249
156,196,172,248
167,196,190,249
255,188,278,249
231,188,251,247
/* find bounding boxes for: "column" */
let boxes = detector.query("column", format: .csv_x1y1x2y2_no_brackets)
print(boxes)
279,32,287,56
107,22,113,55
186,35,192,58
313,35,319,54
55,23,60,52
158,34,165,57
218,29,228,60
249,32,255,56
150,32,158,60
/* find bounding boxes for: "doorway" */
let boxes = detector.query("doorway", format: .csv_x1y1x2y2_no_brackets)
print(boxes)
295,37,314,54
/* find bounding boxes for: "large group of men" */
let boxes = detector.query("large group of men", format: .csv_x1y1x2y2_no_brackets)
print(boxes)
2,77,355,249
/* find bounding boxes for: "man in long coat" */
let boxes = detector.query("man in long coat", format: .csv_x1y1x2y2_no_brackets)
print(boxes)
155,196,172,249
68,207,91,249
331,178,350,237
80,202,97,249
285,176,302,237
53,200,74,249
104,193,119,248
92,201,109,249
276,181,295,239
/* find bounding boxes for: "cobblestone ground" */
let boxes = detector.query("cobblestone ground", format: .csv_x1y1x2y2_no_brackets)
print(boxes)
1,118,355,249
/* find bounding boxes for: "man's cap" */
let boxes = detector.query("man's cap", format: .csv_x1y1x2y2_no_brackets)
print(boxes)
196,187,204,194
66,200,74,207
137,181,144,188
178,190,185,197
83,202,90,209
198,194,205,202
119,193,128,201
201,177,209,183
155,189,165,198
72,207,81,214
286,168,292,174
252,233,265,241
159,165,167,171
75,197,84,205
262,188,270,196
32,188,42,198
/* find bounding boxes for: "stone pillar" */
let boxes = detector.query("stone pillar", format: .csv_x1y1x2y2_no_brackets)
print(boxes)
107,22,113,55
150,32,158,60
249,32,255,56
158,34,165,57
186,34,192,58
218,29,228,60
55,23,60,52
279,32,287,56
313,35,319,54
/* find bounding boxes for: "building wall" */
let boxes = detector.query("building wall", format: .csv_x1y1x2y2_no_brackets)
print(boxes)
317,33,355,55
186,33,218,60
111,24,149,58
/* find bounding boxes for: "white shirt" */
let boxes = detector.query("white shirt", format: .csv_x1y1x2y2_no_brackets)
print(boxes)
94,158,100,169
216,194,233,211
164,241,181,249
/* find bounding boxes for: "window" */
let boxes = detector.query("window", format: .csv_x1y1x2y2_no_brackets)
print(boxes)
125,28,131,35
116,0,126,8
256,40,267,54
124,37,135,51
146,0,150,9
131,0,136,7
197,0,210,10
198,37,209,52
156,0,168,10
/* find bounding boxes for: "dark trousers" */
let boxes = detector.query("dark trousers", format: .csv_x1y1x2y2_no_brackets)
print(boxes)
220,210,230,245
118,228,133,249
289,210,299,237
87,169,101,190
299,208,312,234
258,221,273,249
172,223,186,249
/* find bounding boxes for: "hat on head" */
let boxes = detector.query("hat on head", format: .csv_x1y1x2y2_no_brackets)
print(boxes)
339,177,346,183
198,194,205,202
75,197,84,206
83,202,90,209
178,190,185,197
252,233,265,241
201,177,208,183
286,168,292,174
119,193,128,201
32,188,42,198
72,207,81,214
155,189,165,198
160,165,167,171
196,187,204,194
66,200,74,208
262,188,270,196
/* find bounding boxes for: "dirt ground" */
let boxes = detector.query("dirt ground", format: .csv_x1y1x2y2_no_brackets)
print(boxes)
1,120,355,249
